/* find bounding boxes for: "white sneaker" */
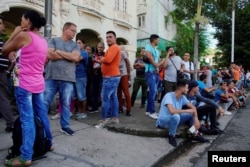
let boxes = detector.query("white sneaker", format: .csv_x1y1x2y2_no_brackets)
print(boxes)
145,112,150,116
51,113,61,120
70,112,73,118
95,120,108,128
149,113,158,119
224,111,232,115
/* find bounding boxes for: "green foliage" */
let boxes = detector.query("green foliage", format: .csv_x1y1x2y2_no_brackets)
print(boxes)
165,11,209,61
213,1,250,69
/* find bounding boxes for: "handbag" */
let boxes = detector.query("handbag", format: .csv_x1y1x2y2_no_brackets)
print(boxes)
169,58,184,81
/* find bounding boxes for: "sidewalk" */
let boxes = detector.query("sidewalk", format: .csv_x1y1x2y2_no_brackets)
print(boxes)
0,98,244,167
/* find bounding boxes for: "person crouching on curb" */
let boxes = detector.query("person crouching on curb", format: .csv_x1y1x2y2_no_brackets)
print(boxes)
156,79,209,147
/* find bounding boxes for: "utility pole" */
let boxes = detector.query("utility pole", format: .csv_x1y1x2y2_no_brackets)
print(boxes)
44,0,53,40
231,0,235,63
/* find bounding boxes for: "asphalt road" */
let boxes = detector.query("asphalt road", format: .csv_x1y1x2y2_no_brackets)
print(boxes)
162,97,250,167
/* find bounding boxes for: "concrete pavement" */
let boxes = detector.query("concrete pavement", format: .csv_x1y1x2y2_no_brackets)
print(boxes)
0,97,245,167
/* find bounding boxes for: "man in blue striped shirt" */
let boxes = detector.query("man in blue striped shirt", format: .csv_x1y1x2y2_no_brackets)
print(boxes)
0,15,15,132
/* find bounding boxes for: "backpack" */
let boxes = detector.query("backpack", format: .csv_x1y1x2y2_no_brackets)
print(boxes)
6,116,51,160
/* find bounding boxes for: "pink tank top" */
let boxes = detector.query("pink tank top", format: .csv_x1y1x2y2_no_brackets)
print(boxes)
18,31,47,93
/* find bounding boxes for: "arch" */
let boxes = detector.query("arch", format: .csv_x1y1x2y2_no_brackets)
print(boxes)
116,37,128,45
0,7,46,36
76,29,102,49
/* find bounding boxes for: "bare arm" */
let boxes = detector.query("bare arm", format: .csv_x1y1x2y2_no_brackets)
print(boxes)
55,50,80,62
2,26,28,56
146,51,158,68
47,48,63,60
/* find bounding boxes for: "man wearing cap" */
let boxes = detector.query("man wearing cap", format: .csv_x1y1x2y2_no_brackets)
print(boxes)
156,79,209,147
186,81,225,134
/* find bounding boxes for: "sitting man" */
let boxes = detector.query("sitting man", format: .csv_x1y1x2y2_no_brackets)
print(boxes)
214,81,234,115
156,79,209,147
197,74,217,99
227,80,244,109
186,81,225,134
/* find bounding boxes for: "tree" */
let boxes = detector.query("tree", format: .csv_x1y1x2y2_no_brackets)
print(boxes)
172,0,229,79
213,1,250,69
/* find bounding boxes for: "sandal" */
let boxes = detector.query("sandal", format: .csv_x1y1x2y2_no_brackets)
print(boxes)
5,156,32,167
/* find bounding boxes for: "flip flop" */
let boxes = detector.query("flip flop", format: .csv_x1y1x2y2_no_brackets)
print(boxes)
5,156,32,167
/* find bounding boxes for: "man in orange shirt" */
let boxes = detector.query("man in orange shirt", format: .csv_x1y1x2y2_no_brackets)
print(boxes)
95,31,121,128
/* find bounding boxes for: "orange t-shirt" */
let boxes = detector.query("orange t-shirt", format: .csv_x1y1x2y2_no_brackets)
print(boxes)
101,44,121,77
233,69,240,81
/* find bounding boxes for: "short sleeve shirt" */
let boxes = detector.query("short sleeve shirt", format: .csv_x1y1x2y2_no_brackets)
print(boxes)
197,80,206,93
164,55,184,82
214,88,224,102
145,44,159,72
157,92,189,119
45,37,80,82
119,51,128,76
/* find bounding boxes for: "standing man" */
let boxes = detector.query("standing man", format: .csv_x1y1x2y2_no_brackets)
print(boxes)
131,47,148,108
0,15,15,132
162,46,184,95
89,42,105,113
44,22,81,136
182,52,194,80
118,46,131,116
95,31,121,128
144,34,161,119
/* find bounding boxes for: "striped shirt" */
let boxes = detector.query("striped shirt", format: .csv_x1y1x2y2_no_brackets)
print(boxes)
0,35,9,72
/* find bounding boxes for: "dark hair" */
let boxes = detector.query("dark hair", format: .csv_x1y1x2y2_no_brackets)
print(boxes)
176,79,188,89
149,34,159,43
76,38,85,44
106,31,116,37
166,46,173,52
199,74,207,81
0,15,4,21
23,10,46,30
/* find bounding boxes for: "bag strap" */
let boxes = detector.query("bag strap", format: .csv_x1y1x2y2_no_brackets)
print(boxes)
189,61,191,71
169,57,178,71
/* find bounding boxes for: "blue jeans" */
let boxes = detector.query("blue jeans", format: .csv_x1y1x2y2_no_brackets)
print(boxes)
145,72,157,114
156,113,193,136
15,86,53,161
73,77,87,101
101,76,120,119
44,80,73,128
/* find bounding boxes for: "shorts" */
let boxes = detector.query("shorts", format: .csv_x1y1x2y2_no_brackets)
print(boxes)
73,77,87,101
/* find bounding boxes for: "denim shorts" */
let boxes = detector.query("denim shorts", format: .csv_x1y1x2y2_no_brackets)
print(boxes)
73,77,87,101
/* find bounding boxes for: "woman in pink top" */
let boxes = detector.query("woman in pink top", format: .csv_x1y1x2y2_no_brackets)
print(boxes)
2,10,53,167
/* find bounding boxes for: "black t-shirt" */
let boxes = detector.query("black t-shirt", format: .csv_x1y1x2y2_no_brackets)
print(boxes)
134,57,145,77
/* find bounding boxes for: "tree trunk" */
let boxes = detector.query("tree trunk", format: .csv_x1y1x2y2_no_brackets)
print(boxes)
193,22,200,81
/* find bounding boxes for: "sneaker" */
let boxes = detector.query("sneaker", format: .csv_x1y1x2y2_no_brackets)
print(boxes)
51,113,61,120
224,111,232,115
168,135,177,147
5,126,14,133
148,113,158,120
70,112,73,118
191,133,209,143
145,112,150,116
75,113,87,120
60,127,75,136
95,120,108,128
126,111,132,116
111,118,120,124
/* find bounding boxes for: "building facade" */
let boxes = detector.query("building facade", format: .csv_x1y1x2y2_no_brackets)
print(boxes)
0,0,137,58
137,0,176,51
